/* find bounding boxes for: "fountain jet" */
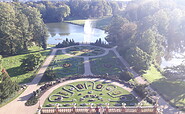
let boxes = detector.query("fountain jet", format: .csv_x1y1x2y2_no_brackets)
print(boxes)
84,20,94,43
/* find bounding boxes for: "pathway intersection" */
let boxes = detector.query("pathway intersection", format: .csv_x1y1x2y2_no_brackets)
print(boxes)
0,44,183,114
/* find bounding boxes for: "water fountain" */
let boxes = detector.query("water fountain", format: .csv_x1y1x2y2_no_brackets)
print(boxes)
83,20,94,43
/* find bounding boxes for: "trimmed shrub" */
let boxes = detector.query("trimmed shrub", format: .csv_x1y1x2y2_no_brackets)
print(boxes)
119,71,133,81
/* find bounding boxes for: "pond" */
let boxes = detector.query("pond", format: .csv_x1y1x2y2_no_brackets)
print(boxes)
46,20,107,44
160,52,185,69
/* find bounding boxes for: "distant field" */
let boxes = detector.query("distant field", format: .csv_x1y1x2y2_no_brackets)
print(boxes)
2,46,51,84
65,16,112,30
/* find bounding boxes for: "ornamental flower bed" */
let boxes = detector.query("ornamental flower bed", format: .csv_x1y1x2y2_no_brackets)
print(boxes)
63,63,72,68
76,84,84,89
96,84,103,89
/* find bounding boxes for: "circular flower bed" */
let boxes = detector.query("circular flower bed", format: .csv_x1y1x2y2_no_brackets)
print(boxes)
104,64,112,68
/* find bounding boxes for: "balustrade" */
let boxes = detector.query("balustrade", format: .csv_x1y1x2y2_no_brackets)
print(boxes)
38,106,159,114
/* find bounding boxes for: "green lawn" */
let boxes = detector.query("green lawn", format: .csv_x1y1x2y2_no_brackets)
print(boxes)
44,81,138,107
90,51,125,75
2,46,51,84
65,19,91,26
142,64,164,83
64,16,112,30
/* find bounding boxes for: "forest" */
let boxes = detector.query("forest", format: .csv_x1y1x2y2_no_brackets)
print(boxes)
107,0,185,72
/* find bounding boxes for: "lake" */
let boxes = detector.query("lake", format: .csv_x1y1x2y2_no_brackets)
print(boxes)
46,21,107,44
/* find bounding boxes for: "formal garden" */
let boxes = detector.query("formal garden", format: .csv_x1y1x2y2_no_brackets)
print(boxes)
40,50,84,83
65,45,105,56
44,81,138,107
90,51,125,75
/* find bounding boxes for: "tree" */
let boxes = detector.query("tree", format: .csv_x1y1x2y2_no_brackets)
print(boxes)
21,53,42,71
163,63,185,80
0,2,48,55
44,68,56,81
0,55,2,71
125,47,151,72
0,73,19,103
119,71,133,81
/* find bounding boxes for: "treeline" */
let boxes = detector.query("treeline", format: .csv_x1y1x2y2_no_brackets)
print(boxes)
106,0,185,72
26,0,124,22
0,2,47,56
26,1,70,23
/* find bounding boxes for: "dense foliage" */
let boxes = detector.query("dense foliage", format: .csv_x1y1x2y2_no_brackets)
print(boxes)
106,0,185,72
90,38,111,48
44,68,56,81
26,0,124,22
0,55,2,71
163,63,185,80
26,1,70,23
68,0,112,18
119,71,133,81
0,2,48,56
21,53,42,71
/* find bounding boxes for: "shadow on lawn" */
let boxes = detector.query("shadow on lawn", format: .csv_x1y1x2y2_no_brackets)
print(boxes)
7,66,26,77
151,79,185,107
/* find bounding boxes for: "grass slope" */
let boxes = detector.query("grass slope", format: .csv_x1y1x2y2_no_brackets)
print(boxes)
2,46,51,84
142,64,164,83
65,16,112,30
